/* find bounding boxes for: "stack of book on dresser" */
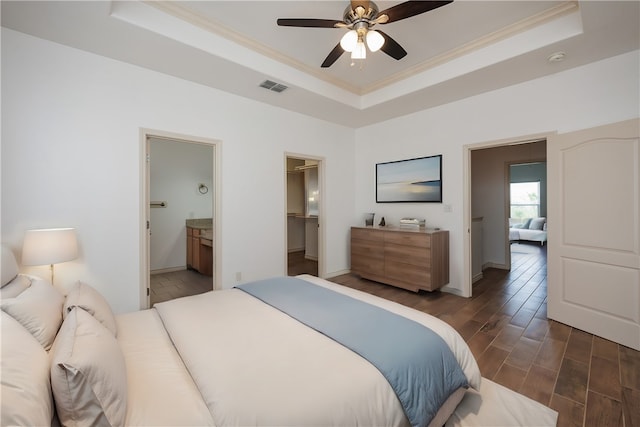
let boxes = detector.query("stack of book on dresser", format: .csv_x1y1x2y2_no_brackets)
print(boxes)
399,218,426,229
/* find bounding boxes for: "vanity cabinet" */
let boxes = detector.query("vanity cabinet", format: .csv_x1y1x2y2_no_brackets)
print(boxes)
186,220,213,277
186,226,200,272
350,226,449,292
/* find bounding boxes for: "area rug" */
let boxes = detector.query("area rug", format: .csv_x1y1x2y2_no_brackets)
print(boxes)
446,378,558,427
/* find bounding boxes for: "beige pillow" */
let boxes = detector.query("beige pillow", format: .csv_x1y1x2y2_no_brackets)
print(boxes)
0,274,32,299
1,279,65,350
64,281,117,336
50,307,127,427
1,244,19,287
1,312,54,426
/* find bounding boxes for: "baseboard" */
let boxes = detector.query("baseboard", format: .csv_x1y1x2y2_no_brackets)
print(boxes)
483,262,509,271
151,266,186,275
288,247,305,253
304,254,318,261
472,272,484,283
323,269,351,279
440,285,465,297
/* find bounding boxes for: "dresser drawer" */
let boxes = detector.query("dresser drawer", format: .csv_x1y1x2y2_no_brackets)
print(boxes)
351,239,384,259
384,231,430,248
385,261,430,286
385,243,430,266
351,227,385,242
351,257,385,276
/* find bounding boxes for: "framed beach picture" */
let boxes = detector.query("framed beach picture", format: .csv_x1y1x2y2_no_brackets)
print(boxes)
376,155,442,203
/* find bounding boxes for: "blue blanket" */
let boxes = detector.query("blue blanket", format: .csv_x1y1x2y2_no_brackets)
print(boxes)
236,277,468,427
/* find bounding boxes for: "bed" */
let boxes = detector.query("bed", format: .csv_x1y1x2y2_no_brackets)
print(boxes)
1,245,557,427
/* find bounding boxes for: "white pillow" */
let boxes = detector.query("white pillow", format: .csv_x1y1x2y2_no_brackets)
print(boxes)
0,275,32,299
1,244,19,287
1,312,54,427
1,279,65,350
50,307,127,427
64,281,117,336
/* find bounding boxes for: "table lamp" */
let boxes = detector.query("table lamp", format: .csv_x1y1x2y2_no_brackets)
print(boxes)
22,228,78,285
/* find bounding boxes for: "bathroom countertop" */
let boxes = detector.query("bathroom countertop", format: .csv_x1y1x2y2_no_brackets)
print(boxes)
186,218,212,229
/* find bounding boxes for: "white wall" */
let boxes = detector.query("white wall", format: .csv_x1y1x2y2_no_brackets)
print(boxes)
149,138,213,271
354,50,639,296
2,28,638,309
1,29,356,313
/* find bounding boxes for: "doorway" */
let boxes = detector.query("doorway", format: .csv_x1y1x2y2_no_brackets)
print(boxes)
285,155,323,277
141,129,221,309
465,136,547,298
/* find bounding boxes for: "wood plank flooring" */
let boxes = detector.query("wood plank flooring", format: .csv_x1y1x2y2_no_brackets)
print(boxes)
150,269,212,306
288,250,318,276
328,243,640,427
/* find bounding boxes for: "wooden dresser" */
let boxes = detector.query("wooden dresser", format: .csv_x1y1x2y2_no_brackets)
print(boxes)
350,226,449,292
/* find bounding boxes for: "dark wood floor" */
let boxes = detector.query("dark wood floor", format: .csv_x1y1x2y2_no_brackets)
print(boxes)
329,243,640,427
288,250,318,276
150,269,212,306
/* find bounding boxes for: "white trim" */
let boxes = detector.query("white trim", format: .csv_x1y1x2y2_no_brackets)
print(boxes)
151,266,186,275
472,272,484,283
324,269,351,279
483,262,509,271
148,1,578,97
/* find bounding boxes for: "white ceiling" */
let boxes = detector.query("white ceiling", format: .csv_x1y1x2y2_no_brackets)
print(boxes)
2,1,639,127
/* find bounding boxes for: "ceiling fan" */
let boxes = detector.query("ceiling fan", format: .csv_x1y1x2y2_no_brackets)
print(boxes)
277,1,453,68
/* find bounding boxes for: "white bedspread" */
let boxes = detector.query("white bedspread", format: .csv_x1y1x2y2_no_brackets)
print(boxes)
447,378,558,427
153,275,482,426
116,310,214,426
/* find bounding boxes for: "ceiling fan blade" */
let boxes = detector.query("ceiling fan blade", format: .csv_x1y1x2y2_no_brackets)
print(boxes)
378,1,452,23
277,18,343,28
321,43,345,68
377,30,407,60
350,0,371,13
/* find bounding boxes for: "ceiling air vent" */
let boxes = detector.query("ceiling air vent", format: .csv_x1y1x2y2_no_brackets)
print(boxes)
259,80,288,93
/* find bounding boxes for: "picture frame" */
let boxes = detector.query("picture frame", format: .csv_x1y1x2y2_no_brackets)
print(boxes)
376,155,442,203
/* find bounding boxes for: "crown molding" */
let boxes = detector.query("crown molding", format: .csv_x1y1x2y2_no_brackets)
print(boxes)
361,1,580,94
145,1,358,94
145,1,579,98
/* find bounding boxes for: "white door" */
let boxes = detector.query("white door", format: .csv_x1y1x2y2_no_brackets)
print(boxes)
547,118,640,350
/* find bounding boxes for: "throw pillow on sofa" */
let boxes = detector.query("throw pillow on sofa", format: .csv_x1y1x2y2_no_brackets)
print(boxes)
529,218,546,230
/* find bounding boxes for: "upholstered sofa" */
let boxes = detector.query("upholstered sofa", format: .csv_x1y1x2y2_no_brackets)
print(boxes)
509,217,547,245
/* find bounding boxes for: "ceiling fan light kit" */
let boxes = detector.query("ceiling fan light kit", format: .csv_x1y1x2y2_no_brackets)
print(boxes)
352,40,367,60
340,29,358,52
277,0,453,68
366,30,385,52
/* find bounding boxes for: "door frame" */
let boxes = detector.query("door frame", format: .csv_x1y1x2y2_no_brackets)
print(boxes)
463,131,550,298
284,153,325,278
140,128,222,309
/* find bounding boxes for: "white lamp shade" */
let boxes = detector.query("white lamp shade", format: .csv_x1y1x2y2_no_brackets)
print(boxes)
22,228,78,266
366,30,385,52
340,30,358,52
351,41,367,59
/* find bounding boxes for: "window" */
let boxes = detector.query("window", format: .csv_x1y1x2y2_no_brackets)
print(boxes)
510,181,540,219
